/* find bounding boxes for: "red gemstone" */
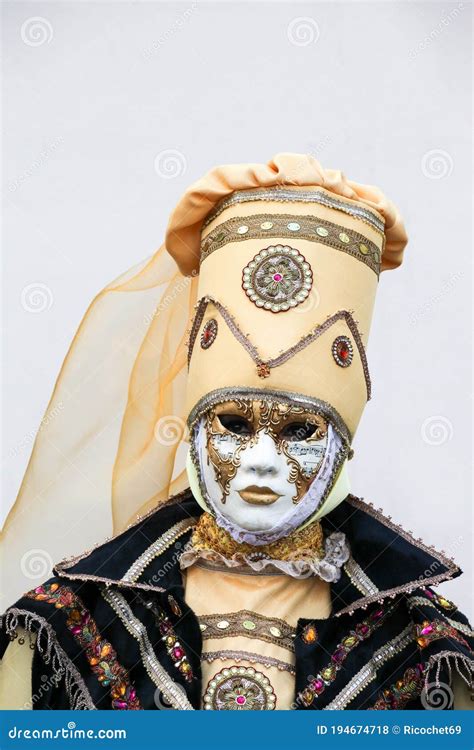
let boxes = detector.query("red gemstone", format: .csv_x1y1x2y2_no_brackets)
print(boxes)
236,695,246,705
273,273,283,282
338,343,349,359
173,646,184,659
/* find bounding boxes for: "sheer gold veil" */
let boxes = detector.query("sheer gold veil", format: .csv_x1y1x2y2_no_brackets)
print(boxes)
1,153,407,606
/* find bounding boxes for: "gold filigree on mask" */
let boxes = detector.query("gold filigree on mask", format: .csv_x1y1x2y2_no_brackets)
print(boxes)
204,398,328,504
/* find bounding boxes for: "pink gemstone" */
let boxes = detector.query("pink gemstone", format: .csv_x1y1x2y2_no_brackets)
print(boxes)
370,609,383,621
421,624,434,635
70,626,82,635
356,624,369,637
113,700,128,710
173,647,184,659
236,695,246,705
311,678,324,692
425,590,434,599
34,586,45,594
129,689,136,701
332,648,346,664
273,273,282,282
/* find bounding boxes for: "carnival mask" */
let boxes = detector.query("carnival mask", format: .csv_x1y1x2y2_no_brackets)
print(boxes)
191,397,346,544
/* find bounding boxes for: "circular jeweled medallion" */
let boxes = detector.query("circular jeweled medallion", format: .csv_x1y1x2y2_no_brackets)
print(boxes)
203,666,276,710
242,245,313,313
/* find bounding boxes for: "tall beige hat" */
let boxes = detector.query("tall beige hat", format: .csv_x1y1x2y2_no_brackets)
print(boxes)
166,153,408,442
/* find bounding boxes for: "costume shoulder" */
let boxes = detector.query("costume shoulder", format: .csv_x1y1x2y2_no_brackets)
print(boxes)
0,490,202,710
319,495,474,709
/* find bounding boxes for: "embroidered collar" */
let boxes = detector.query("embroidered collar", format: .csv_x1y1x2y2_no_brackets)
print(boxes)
54,489,460,617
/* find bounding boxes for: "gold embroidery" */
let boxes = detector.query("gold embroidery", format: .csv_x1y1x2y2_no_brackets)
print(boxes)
201,213,381,275
188,512,325,563
198,610,296,652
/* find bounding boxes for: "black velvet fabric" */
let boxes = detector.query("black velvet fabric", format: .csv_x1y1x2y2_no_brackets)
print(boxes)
1,490,472,710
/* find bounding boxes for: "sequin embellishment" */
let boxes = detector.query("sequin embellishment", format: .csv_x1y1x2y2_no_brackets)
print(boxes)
200,319,218,349
26,583,141,710
242,245,313,313
203,666,276,710
332,335,353,368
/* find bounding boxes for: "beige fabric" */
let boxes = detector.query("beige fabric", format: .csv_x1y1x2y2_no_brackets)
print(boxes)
184,563,331,710
452,672,474,710
166,153,408,275
0,628,34,709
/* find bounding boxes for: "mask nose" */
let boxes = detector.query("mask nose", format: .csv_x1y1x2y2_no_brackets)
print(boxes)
240,431,280,479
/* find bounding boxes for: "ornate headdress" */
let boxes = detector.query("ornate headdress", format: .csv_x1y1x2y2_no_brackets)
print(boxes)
1,154,407,604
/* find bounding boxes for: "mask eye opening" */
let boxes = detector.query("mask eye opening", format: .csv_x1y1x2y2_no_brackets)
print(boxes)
279,421,320,442
217,413,253,437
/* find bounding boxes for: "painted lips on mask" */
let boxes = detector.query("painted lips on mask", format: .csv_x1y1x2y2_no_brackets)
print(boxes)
238,485,282,505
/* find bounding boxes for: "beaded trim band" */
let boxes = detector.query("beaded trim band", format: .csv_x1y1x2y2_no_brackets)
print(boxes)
101,588,193,710
187,386,352,447
203,188,386,236
201,214,381,276
187,296,371,401
122,518,197,583
202,650,296,675
198,610,296,653
344,557,380,597
323,625,413,710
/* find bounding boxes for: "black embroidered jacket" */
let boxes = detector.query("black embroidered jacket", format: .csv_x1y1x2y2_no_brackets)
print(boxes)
1,491,473,710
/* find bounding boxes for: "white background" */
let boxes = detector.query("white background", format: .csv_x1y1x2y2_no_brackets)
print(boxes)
2,1,472,614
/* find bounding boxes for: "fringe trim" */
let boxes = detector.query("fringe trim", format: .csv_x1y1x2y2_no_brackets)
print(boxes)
425,649,474,690
1,608,96,710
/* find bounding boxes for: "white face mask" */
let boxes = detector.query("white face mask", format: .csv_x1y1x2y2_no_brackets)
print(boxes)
191,398,346,545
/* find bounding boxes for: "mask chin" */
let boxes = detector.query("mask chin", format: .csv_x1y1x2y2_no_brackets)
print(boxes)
188,414,350,546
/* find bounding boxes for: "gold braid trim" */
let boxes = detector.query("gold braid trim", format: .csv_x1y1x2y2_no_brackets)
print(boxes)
189,512,324,562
